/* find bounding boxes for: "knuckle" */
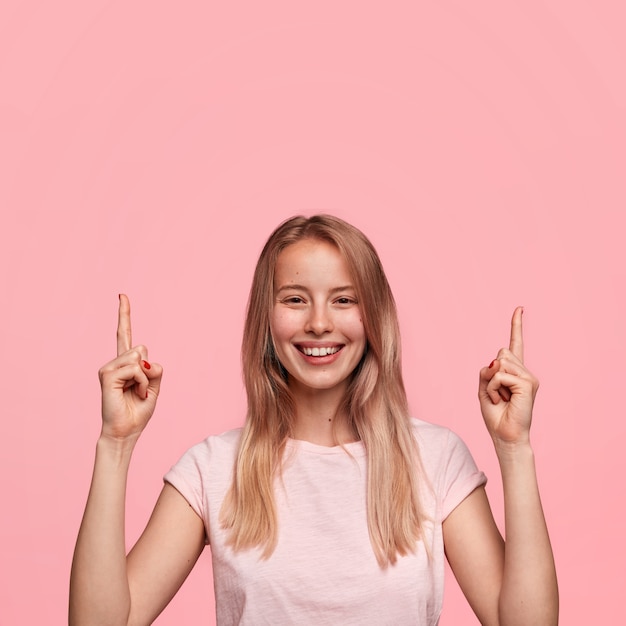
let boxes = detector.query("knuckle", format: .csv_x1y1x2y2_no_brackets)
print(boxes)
98,362,114,379
98,368,118,386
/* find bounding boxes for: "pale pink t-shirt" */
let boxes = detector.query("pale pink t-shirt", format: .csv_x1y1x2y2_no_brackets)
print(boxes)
164,418,486,625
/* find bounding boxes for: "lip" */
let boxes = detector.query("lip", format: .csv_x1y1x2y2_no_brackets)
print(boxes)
294,343,344,365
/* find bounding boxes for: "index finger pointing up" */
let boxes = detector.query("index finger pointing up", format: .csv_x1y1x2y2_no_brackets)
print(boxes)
509,306,524,362
117,293,132,356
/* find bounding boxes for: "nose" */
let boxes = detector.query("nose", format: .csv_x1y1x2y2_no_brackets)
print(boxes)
304,303,334,335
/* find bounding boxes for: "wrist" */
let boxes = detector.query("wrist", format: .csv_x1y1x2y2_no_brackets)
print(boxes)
492,438,535,464
96,432,140,462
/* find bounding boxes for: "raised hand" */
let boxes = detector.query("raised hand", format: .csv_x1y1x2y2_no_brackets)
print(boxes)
98,294,163,441
478,307,539,448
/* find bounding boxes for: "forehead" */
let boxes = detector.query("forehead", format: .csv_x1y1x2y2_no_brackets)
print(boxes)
274,239,352,284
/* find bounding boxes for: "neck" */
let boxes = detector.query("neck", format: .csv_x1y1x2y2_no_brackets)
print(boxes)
289,383,357,446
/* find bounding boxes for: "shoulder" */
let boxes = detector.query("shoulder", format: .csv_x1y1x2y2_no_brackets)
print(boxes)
166,427,243,476
409,417,484,488
187,426,242,452
409,417,458,451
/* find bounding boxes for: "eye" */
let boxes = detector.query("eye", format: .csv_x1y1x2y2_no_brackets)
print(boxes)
284,296,305,304
335,297,356,305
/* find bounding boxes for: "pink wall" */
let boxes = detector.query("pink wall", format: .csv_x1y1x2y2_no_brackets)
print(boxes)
1,2,624,624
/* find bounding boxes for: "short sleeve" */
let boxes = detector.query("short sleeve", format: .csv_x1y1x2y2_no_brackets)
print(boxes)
163,428,242,545
440,429,487,520
164,441,211,538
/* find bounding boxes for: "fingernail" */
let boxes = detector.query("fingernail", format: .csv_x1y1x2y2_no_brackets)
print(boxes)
489,360,495,368
145,391,149,399
142,360,151,370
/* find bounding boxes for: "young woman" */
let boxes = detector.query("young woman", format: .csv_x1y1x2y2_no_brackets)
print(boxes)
70,215,558,625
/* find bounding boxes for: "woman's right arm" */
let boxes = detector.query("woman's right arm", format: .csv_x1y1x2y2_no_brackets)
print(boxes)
69,295,205,626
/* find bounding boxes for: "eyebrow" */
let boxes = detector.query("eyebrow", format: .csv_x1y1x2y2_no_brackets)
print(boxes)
276,284,356,295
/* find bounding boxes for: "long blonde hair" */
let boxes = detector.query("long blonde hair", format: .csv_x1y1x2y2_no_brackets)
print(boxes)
219,214,426,567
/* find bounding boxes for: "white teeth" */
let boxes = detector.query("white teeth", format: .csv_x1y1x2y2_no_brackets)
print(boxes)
302,346,339,356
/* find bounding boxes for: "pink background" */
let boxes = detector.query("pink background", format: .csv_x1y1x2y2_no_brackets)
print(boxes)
1,1,624,624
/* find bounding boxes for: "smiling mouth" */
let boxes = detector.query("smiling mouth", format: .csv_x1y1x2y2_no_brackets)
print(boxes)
297,345,342,357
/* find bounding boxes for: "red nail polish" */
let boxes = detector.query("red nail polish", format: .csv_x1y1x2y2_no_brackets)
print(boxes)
489,360,495,368
142,360,151,370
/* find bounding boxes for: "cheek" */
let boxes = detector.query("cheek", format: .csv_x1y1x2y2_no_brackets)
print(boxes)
270,309,297,345
349,310,366,339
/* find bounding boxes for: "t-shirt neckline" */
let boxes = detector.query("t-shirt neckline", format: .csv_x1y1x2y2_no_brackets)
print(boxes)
285,437,366,456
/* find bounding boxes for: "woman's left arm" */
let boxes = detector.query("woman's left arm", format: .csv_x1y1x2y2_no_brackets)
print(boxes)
444,307,558,626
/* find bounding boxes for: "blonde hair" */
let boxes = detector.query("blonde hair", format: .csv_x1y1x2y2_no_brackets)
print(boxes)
219,215,426,567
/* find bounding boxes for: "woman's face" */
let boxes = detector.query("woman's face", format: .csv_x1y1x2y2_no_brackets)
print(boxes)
270,239,366,399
